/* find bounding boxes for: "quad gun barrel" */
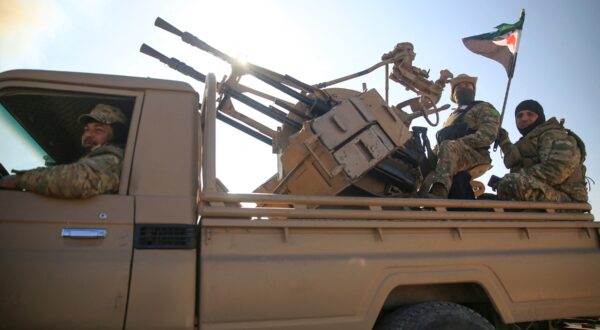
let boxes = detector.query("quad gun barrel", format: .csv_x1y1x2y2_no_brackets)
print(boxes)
142,17,454,196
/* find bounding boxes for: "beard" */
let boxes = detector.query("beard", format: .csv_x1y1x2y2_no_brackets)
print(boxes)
81,139,96,151
80,138,106,154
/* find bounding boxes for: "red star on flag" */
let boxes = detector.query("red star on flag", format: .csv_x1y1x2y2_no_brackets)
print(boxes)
506,33,516,47
492,30,520,54
462,10,525,77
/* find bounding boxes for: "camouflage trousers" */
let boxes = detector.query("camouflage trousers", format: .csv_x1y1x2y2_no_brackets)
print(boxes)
497,172,573,202
431,140,490,190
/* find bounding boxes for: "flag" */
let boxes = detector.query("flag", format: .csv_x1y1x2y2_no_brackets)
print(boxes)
462,11,525,77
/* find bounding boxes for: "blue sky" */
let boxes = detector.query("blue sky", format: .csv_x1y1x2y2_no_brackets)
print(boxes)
1,0,599,212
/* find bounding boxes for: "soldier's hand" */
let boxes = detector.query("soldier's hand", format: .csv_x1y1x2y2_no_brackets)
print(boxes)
487,175,502,192
497,128,510,147
0,175,18,190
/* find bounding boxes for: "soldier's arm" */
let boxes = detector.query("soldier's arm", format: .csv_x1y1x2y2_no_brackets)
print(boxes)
458,103,500,149
0,175,18,189
520,131,580,185
16,152,122,199
501,142,522,169
498,128,522,169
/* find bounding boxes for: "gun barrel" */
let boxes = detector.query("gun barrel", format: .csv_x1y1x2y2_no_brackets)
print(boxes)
140,43,169,64
155,17,183,37
223,86,302,130
181,32,233,63
140,44,207,82
217,112,272,145
155,17,233,63
141,44,304,130
274,99,309,119
153,17,331,114
284,74,318,93
251,70,331,116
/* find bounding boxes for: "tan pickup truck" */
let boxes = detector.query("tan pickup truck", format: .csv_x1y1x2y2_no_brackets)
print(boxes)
0,69,599,330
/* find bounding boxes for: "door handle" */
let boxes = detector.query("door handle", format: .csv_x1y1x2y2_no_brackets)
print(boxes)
61,228,107,238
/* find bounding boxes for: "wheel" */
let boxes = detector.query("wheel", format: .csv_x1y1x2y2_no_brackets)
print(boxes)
376,301,494,330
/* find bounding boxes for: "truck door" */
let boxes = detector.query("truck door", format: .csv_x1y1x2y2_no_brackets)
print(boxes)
0,85,138,329
0,192,134,329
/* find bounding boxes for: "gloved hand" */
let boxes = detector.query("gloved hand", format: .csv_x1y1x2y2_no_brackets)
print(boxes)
497,128,511,148
487,175,502,191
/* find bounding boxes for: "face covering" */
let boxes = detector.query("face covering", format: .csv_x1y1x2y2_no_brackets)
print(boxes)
455,89,475,105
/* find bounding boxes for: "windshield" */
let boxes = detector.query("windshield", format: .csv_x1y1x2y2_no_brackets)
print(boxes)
0,103,49,172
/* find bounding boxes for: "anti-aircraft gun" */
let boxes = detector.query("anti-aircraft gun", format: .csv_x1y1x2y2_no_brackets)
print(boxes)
141,18,454,197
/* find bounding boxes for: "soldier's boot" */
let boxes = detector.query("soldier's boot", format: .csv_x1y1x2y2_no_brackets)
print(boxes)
428,183,449,199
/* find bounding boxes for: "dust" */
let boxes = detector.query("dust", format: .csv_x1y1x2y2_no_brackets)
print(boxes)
0,0,62,66
0,0,45,35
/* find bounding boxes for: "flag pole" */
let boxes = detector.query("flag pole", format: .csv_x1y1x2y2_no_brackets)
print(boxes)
493,52,519,151
493,8,524,152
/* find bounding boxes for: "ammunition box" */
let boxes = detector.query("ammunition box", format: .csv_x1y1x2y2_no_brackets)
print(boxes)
277,126,350,196
311,98,371,150
333,125,394,180
354,89,412,147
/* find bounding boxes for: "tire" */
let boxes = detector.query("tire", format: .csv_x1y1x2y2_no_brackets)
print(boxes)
376,301,494,330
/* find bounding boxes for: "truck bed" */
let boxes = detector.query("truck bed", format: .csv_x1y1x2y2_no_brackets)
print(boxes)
199,193,599,330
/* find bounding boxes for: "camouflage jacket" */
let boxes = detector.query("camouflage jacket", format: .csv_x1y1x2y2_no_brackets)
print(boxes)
435,101,500,157
500,117,588,202
16,145,124,199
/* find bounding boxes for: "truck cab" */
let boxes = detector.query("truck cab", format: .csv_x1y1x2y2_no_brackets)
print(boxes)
0,69,198,329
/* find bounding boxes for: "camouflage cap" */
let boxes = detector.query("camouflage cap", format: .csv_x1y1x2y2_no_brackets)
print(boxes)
450,74,478,103
78,104,127,126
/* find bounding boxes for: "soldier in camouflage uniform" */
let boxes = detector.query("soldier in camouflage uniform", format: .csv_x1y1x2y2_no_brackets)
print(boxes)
496,100,588,202
424,74,500,198
0,104,128,199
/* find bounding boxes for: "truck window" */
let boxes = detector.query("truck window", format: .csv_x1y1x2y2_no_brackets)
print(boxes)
0,103,48,172
0,87,135,174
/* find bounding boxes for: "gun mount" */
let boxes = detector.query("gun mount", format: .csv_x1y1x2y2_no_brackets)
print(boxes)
142,17,453,197
382,42,453,111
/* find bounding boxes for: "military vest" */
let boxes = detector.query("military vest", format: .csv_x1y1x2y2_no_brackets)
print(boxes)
436,101,482,144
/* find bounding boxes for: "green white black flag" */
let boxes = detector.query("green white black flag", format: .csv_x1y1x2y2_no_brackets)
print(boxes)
462,11,525,77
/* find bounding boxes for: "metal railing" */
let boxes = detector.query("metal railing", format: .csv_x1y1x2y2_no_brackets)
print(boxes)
199,192,594,221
